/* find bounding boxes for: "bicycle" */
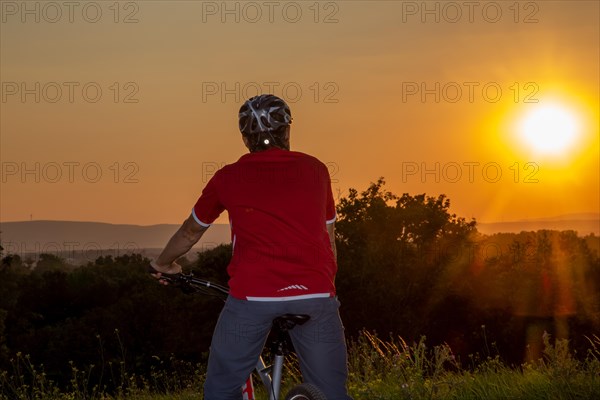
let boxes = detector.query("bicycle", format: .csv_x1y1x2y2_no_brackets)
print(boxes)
148,266,328,400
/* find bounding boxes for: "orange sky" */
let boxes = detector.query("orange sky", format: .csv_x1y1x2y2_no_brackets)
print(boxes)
1,1,598,225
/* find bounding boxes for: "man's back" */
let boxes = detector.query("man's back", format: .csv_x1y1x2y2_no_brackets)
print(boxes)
193,147,337,300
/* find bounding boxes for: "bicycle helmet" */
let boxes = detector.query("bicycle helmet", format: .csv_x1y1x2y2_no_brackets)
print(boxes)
238,94,292,137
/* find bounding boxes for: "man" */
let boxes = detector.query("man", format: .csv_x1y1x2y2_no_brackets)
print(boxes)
150,94,351,400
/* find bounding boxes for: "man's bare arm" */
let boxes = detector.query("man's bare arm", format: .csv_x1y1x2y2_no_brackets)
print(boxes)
151,214,208,274
327,222,337,261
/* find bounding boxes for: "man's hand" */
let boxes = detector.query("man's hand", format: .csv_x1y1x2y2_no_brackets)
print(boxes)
149,260,182,286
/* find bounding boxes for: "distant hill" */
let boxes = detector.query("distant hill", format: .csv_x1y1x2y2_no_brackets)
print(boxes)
477,213,599,236
0,220,231,262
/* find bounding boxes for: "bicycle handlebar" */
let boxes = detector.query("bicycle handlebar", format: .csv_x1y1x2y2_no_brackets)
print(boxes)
147,264,229,298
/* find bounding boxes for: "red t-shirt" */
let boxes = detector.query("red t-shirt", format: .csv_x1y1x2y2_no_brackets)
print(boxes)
192,148,337,300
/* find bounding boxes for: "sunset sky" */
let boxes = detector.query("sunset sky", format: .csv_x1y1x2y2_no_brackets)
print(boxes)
1,0,598,226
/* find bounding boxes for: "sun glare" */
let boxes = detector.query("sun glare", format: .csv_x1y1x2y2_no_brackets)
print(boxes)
518,103,581,156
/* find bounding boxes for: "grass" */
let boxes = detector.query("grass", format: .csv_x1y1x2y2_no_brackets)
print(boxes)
2,332,599,399
345,331,600,399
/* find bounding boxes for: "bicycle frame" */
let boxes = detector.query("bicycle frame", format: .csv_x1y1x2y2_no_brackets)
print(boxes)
243,353,283,400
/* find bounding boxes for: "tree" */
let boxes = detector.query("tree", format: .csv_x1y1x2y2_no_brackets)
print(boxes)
335,178,477,340
33,253,71,273
193,243,232,284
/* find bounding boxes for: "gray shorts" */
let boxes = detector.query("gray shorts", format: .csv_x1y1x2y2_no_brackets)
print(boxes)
203,295,353,400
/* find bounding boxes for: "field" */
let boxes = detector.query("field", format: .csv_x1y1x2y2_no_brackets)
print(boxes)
2,331,599,400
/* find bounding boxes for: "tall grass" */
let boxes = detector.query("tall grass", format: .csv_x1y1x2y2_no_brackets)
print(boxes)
345,331,600,399
2,332,599,399
0,351,204,400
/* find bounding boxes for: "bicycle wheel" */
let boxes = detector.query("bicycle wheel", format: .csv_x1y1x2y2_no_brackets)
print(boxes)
284,383,327,400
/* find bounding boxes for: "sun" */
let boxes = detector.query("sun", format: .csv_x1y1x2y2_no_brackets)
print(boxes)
517,102,581,156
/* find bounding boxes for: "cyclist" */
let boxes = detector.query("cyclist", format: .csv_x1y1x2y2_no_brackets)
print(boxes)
150,94,352,400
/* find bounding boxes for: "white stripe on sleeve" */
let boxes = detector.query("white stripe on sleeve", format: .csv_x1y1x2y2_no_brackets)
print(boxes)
191,208,211,228
326,213,337,225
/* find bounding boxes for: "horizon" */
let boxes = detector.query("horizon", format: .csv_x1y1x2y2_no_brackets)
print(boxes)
2,210,600,226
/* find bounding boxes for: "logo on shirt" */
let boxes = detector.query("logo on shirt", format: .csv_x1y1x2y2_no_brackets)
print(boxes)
277,284,309,292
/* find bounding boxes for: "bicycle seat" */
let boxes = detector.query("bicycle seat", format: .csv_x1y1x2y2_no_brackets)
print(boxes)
272,314,310,332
